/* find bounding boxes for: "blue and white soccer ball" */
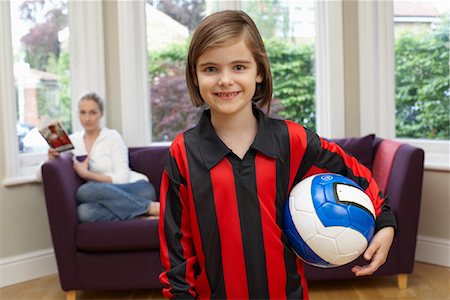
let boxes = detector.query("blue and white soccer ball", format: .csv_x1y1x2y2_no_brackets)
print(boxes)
283,173,376,268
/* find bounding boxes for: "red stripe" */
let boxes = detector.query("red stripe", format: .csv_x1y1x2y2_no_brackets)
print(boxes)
255,153,287,299
210,159,248,299
296,259,309,300
303,165,328,179
158,171,174,299
170,135,210,298
285,121,307,191
321,139,385,216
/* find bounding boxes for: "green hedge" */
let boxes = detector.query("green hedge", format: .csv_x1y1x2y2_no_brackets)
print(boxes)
149,16,449,141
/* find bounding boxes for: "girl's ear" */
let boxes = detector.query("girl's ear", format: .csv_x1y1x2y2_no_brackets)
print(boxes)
193,69,199,86
256,73,263,83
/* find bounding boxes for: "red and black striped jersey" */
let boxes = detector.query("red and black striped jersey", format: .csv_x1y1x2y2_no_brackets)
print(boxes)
158,107,397,299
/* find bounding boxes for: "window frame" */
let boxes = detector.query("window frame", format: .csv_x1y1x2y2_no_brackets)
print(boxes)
1,1,28,185
315,0,345,138
358,0,449,171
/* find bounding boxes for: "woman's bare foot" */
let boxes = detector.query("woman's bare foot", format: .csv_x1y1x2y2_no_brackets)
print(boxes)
147,201,160,216
138,215,159,220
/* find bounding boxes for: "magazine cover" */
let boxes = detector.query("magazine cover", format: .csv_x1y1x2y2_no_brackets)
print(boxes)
39,120,74,152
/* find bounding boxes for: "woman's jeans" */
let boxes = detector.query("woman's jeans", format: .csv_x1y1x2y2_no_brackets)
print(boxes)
76,180,156,222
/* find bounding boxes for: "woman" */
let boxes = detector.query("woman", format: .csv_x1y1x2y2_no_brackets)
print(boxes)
48,93,159,222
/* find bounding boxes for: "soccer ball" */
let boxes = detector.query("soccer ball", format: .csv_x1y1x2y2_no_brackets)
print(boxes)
283,173,376,268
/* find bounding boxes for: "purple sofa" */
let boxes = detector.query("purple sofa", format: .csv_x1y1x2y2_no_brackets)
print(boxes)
41,135,424,299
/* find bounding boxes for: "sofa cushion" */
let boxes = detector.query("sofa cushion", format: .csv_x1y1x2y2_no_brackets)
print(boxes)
331,134,375,170
77,218,159,252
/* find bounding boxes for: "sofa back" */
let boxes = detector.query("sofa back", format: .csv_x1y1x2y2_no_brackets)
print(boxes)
127,134,379,197
129,146,170,195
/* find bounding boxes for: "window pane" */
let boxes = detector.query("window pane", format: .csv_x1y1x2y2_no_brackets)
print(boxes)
147,0,316,142
11,0,71,153
394,1,449,140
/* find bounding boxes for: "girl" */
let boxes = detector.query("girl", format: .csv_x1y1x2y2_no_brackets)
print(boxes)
158,10,396,299
48,93,160,222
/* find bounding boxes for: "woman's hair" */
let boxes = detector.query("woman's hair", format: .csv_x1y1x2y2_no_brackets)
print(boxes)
79,92,104,113
186,10,273,112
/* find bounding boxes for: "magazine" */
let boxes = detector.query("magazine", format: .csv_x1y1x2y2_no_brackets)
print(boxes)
39,120,74,152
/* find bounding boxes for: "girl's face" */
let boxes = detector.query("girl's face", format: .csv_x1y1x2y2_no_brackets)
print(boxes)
195,38,263,119
78,99,102,132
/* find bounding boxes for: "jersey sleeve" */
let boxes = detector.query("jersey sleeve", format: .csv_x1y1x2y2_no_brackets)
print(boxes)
158,139,198,299
287,123,397,231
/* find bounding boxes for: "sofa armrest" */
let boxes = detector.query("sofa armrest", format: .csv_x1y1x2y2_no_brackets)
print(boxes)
42,153,84,289
380,143,425,274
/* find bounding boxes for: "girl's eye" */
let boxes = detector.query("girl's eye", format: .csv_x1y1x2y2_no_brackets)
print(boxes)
234,65,245,71
205,66,216,73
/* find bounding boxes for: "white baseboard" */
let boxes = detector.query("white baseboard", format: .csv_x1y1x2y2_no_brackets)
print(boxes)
415,235,450,267
0,236,447,288
0,248,57,288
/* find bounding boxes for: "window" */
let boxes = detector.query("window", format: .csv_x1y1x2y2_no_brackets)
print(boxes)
393,0,449,141
358,0,449,170
146,0,334,142
1,1,106,184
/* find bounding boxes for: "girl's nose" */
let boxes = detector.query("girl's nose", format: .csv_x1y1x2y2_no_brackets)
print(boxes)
218,71,234,86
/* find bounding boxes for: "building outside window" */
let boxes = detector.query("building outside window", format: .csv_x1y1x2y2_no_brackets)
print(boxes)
11,0,70,154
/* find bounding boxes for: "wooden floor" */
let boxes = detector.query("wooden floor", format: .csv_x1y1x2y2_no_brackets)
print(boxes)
0,262,448,300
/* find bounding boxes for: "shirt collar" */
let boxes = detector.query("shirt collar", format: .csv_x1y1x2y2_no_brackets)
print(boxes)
193,106,277,170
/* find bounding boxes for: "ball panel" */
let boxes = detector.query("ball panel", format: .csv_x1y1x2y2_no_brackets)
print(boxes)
310,178,327,208
283,201,332,267
316,202,350,228
308,234,338,263
293,211,317,241
330,251,361,266
335,228,368,255
336,183,376,218
347,205,376,241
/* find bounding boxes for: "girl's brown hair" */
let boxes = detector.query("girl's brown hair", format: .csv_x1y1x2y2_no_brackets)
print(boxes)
186,10,273,113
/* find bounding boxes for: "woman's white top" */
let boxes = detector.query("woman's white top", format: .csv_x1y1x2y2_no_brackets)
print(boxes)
70,128,147,184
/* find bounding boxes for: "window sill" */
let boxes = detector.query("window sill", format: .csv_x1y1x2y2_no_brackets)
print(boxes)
424,162,450,172
2,175,40,187
397,138,450,172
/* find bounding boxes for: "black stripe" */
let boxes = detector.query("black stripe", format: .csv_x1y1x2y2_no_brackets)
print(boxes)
164,156,189,295
295,129,321,184
166,153,186,186
185,133,226,299
231,153,269,299
314,148,370,190
275,121,303,299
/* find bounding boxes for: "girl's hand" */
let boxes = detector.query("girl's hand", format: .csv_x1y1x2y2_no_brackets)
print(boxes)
48,148,60,160
73,155,90,179
351,226,395,276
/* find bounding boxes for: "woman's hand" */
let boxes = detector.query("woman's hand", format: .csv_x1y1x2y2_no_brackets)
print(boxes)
351,226,395,276
73,156,90,180
48,148,60,160
72,156,113,183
